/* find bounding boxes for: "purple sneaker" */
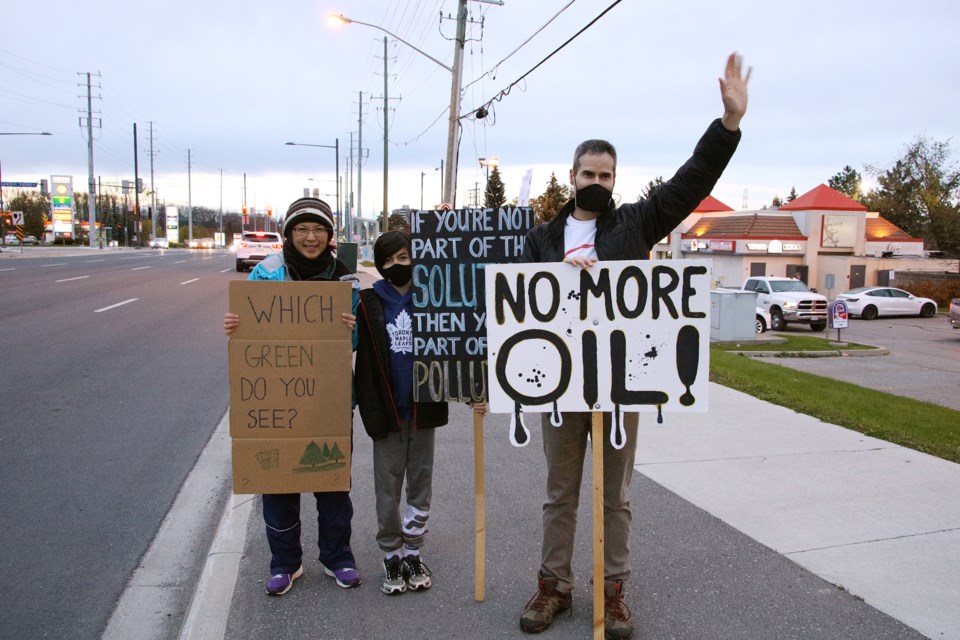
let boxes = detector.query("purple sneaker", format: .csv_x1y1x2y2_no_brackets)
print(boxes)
265,566,303,596
321,563,361,589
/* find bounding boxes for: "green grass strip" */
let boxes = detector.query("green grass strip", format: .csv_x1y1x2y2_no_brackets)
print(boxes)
709,347,960,464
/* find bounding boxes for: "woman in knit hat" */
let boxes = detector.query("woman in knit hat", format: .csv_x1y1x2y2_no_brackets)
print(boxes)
224,197,362,594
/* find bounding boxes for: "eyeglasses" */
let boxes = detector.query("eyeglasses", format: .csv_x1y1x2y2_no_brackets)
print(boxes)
292,226,328,238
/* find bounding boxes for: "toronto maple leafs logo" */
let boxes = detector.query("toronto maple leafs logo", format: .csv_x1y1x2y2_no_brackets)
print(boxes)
387,309,413,355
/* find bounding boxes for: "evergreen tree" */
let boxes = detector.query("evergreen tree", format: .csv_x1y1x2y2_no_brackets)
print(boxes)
786,186,798,202
828,165,863,200
640,176,664,199
531,172,571,224
484,166,507,209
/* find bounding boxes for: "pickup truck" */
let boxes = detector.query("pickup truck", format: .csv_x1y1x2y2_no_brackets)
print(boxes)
949,298,960,334
742,276,828,331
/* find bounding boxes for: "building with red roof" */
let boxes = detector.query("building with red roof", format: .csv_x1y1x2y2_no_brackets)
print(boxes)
650,184,940,293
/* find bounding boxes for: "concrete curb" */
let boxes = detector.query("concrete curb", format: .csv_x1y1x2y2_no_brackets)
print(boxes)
178,488,254,640
729,346,889,358
101,413,232,640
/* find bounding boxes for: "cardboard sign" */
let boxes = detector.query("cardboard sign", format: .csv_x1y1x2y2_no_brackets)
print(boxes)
228,280,353,494
410,206,534,403
485,260,712,448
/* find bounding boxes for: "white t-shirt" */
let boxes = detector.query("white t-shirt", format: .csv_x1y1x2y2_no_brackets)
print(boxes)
563,215,598,260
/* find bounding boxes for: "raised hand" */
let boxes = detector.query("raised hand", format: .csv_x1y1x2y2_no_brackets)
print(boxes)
719,52,751,131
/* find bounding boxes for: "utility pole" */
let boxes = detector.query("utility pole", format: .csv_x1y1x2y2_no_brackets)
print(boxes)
373,37,400,231
358,91,363,225
187,149,193,242
147,121,157,242
79,71,101,247
380,37,391,231
443,0,468,207
219,169,223,237
347,133,354,239
133,123,141,247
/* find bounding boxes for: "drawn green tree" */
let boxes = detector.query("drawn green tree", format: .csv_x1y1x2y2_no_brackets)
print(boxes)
329,442,346,464
299,441,326,468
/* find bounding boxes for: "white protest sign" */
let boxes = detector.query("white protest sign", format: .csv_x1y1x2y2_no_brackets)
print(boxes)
485,259,712,448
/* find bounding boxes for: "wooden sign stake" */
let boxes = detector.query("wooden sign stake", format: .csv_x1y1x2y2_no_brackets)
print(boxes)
474,410,486,602
592,411,605,640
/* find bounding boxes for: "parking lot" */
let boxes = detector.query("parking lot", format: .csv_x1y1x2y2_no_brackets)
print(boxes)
768,315,960,411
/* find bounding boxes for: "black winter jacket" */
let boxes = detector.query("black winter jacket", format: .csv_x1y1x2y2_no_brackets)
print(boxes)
523,118,740,263
355,288,448,440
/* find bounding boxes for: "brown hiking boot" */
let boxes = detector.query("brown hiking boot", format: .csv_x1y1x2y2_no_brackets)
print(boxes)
604,580,634,639
519,575,572,633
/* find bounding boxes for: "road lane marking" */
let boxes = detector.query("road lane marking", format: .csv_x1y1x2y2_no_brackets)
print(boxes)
86,259,106,263
174,260,187,264
56,276,91,283
0,268,15,272
219,268,231,273
181,278,200,285
95,298,138,313
41,263,68,267
131,266,151,271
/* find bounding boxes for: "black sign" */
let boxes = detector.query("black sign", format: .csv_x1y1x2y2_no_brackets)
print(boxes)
410,206,534,402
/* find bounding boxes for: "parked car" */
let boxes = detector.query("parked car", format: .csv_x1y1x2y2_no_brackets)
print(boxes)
742,276,828,331
4,233,18,244
756,306,772,334
835,286,937,319
236,231,283,271
948,298,960,333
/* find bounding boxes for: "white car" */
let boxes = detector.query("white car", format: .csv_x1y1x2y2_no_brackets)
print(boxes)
149,237,170,249
236,231,283,271
756,307,772,334
836,286,937,320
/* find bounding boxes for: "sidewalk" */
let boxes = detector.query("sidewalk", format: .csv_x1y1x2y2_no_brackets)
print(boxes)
181,383,959,640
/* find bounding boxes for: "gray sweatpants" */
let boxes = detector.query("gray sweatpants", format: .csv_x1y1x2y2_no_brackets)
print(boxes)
372,420,436,553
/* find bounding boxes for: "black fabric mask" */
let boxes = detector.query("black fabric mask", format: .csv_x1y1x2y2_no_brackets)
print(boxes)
381,263,412,287
574,183,613,213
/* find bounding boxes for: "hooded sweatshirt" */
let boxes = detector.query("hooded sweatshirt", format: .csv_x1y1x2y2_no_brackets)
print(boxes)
373,278,414,420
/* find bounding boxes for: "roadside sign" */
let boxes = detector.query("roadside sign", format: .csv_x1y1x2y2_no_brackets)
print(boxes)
12,211,24,225
0,182,38,188
828,300,848,330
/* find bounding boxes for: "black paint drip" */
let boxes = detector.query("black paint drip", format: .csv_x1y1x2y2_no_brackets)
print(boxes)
676,325,699,406
512,401,530,446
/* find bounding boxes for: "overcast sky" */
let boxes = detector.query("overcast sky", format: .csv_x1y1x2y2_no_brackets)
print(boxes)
2,0,958,221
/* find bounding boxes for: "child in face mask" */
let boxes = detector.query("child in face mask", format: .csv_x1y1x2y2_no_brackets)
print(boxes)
353,231,451,595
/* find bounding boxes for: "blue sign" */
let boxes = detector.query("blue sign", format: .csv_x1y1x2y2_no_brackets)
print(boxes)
1,182,38,188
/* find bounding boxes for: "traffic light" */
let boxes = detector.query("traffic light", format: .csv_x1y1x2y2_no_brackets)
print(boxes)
267,207,273,217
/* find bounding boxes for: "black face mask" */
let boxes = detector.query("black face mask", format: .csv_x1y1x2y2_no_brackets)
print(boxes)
574,182,613,213
381,263,412,287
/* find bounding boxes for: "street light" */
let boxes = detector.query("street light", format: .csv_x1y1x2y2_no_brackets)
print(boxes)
285,140,341,236
327,4,467,209
478,156,498,180
0,132,52,136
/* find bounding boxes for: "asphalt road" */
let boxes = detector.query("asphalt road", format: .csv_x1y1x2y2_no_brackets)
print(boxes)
765,315,960,411
0,248,243,639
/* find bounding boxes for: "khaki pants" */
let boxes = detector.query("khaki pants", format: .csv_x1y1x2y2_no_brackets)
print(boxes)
539,411,639,594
